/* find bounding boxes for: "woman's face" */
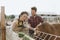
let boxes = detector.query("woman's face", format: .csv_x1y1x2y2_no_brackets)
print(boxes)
20,14,28,21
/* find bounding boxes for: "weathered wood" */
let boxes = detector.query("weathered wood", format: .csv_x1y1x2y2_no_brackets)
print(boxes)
1,6,6,40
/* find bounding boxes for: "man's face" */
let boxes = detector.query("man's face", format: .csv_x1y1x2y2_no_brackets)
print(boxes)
31,10,36,16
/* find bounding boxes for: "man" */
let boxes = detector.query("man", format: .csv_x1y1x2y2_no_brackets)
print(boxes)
28,7,44,37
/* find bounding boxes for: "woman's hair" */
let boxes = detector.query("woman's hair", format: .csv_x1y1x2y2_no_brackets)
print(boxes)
18,11,28,20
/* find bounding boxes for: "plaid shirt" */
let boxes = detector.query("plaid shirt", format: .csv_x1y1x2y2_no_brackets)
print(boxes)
28,15,43,28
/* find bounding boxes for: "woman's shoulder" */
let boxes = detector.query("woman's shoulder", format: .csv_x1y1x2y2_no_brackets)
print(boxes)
13,19,18,24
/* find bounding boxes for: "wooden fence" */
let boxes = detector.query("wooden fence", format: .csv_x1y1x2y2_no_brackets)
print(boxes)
0,6,6,40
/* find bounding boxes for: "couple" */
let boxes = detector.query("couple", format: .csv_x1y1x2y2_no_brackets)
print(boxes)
13,7,44,37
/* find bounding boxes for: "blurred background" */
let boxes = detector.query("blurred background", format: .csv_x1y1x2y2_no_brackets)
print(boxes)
0,0,60,40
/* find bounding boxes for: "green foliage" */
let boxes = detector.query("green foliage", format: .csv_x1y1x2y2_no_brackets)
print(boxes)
23,36,30,40
9,15,15,19
18,32,24,38
18,32,32,40
5,15,15,19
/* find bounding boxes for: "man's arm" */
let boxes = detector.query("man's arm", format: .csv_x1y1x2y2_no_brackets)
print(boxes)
34,16,44,30
39,16,44,23
37,16,44,26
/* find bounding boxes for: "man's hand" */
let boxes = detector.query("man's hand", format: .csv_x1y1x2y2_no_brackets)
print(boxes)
33,28,36,31
36,23,42,27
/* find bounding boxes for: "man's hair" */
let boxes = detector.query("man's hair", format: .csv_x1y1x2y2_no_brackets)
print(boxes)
31,7,37,12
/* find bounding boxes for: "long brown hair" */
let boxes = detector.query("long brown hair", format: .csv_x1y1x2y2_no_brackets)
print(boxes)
18,11,28,21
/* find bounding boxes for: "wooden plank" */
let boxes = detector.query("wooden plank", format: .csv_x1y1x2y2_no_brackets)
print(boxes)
1,6,6,40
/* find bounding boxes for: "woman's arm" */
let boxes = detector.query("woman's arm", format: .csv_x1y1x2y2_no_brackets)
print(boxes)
12,20,18,31
23,22,34,30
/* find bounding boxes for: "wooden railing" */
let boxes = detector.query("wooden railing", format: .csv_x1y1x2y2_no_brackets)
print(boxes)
34,31,60,40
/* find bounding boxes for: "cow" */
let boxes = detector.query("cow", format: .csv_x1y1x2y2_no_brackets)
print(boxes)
34,22,60,40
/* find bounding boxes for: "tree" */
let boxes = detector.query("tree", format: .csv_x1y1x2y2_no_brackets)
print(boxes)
10,15,15,19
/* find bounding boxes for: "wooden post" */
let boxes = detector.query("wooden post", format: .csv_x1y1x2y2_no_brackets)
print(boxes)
1,6,6,40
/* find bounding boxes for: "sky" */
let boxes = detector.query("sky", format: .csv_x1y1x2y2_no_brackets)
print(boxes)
0,0,60,15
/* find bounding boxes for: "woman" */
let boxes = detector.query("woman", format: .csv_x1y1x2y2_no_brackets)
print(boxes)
12,11,29,33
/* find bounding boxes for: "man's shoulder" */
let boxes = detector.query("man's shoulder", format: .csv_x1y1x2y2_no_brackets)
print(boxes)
29,16,33,18
28,16,33,21
36,15,42,18
29,15,42,18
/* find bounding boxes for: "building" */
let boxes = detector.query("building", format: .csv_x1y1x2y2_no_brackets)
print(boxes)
38,13,60,24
